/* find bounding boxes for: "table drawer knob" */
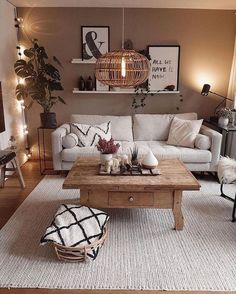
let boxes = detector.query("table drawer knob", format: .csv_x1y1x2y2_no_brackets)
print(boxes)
129,196,134,202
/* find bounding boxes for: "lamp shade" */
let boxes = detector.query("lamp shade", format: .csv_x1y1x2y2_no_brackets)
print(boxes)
201,84,211,96
95,49,150,88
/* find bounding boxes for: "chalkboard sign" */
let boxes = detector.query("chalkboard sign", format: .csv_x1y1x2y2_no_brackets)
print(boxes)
0,82,6,133
148,45,180,91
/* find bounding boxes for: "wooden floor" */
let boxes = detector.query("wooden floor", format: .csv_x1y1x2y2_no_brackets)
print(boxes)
0,160,234,294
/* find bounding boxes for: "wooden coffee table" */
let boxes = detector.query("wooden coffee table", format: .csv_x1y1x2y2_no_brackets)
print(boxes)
63,157,200,230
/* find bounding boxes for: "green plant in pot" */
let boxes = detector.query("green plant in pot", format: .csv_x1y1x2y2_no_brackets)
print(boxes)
14,39,65,128
216,107,232,127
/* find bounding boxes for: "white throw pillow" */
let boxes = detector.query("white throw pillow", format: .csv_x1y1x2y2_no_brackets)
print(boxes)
195,134,211,150
167,117,203,148
133,114,172,141
62,133,78,149
70,121,111,147
218,157,236,184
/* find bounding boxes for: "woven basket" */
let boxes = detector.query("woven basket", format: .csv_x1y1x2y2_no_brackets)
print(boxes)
53,227,108,262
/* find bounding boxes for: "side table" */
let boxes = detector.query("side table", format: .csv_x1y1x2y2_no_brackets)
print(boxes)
37,127,57,175
204,119,236,157
0,150,25,188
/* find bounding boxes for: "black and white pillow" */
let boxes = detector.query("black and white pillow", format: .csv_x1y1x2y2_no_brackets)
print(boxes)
70,121,111,147
41,205,109,260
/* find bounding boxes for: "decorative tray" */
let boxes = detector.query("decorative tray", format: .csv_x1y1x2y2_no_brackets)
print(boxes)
98,163,161,176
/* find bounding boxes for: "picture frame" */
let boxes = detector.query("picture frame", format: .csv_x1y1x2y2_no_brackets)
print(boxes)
0,81,6,133
95,78,110,92
147,45,180,91
81,26,110,61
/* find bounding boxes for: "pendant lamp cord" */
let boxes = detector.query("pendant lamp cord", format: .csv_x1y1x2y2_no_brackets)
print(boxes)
122,8,124,49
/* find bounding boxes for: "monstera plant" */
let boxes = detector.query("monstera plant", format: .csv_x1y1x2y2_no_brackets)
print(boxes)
14,39,65,128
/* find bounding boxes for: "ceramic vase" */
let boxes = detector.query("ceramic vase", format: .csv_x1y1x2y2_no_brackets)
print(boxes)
142,150,158,169
218,117,229,127
100,153,113,165
86,76,93,91
78,76,85,91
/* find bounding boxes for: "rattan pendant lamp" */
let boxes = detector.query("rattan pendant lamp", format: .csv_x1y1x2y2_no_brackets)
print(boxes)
95,8,150,88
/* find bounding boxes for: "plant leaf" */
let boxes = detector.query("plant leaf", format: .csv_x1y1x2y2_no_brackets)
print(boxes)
48,79,63,91
23,48,35,58
53,56,63,68
15,84,28,100
58,96,66,104
44,64,60,80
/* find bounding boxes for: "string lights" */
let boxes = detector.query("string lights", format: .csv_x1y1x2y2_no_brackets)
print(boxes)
15,10,32,159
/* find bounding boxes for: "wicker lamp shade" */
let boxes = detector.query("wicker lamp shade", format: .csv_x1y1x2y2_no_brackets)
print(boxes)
95,49,150,88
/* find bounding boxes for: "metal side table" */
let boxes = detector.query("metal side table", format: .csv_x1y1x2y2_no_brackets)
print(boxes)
220,183,236,222
37,126,57,175
204,119,236,156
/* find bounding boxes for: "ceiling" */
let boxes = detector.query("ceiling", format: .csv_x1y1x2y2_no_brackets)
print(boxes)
7,0,236,9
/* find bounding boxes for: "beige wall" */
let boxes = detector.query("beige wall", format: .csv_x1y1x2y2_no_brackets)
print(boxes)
17,7,236,157
0,1,26,165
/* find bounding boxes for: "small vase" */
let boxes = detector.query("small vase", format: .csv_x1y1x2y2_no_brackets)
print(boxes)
78,76,85,91
218,117,229,127
100,153,113,165
86,76,93,91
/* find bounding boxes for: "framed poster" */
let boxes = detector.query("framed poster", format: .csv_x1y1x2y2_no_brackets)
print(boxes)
0,82,6,133
81,26,110,61
95,79,110,91
148,45,180,91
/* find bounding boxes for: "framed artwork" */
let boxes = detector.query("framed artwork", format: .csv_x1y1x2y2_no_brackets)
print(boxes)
81,26,110,61
95,78,110,91
0,82,5,133
147,45,180,91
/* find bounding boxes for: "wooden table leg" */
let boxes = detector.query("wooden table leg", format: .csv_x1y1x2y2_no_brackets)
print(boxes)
172,190,184,230
0,165,6,188
12,158,25,189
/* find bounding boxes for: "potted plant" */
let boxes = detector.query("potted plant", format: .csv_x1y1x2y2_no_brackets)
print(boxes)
130,145,139,165
216,107,232,127
14,39,65,128
96,138,120,164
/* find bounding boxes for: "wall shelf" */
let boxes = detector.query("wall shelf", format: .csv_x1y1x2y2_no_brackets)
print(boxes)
71,58,95,64
72,88,180,94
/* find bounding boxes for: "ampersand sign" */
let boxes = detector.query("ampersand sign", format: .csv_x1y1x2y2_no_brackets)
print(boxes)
82,27,109,61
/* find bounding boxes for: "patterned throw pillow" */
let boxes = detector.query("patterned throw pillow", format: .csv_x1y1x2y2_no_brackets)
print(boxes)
167,117,203,148
40,205,109,260
70,121,111,147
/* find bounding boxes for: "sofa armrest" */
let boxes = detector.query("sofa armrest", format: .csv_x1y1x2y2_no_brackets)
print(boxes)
200,125,222,170
51,124,70,170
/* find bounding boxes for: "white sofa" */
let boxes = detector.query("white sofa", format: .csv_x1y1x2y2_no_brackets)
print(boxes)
52,113,222,172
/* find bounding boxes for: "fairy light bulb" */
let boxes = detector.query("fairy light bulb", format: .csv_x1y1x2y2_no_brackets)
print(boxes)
121,57,126,77
19,78,25,85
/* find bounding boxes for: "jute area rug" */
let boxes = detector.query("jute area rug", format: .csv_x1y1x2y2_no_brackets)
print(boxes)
0,175,235,291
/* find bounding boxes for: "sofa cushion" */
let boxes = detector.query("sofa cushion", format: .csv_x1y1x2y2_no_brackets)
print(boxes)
61,146,100,162
174,112,198,120
70,122,111,147
61,141,134,162
70,114,133,142
195,134,211,150
133,114,172,141
135,141,211,163
62,133,78,149
167,117,203,148
133,113,198,141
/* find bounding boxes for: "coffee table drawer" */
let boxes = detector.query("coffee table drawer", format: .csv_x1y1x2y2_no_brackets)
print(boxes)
108,192,154,207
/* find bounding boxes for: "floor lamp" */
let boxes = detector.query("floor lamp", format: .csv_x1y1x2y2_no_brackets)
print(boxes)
201,84,233,121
